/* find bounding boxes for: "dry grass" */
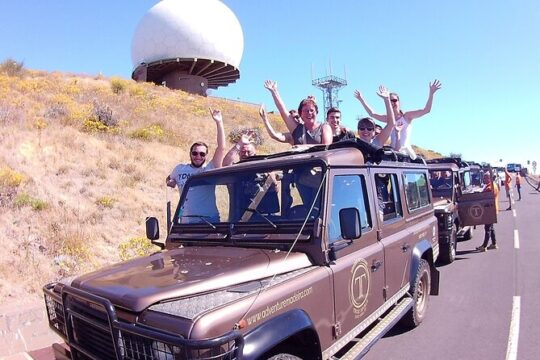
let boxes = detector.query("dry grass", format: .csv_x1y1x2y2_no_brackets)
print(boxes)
0,67,289,304
0,66,441,305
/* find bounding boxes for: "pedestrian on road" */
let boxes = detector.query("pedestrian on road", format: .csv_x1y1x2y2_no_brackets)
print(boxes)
515,173,522,200
504,169,512,210
476,173,499,251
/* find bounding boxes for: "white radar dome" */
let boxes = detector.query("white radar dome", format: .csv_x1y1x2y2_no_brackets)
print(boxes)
131,0,244,68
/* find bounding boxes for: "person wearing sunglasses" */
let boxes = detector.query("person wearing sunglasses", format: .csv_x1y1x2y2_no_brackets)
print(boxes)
354,79,442,159
264,80,332,145
222,132,258,166
355,85,395,147
166,107,226,194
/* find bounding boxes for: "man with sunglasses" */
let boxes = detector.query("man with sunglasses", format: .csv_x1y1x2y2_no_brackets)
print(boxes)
166,108,226,194
355,85,395,146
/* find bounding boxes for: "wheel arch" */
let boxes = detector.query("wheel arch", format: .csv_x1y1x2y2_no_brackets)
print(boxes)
411,239,440,296
241,309,321,360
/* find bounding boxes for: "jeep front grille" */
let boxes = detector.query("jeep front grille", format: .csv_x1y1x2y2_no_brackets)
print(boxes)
43,284,243,360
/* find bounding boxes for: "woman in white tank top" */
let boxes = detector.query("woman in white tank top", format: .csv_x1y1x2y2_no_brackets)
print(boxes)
354,80,442,159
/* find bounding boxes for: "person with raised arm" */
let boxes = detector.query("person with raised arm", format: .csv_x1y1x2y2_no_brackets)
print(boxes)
264,80,332,145
354,80,442,159
356,85,395,147
166,107,226,194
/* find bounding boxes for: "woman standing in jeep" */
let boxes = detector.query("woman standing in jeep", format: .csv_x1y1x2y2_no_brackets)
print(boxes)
354,79,442,159
264,80,333,145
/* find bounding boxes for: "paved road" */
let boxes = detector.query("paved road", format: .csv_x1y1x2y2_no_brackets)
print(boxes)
365,183,540,360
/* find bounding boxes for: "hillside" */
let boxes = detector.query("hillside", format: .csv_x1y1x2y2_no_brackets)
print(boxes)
0,65,442,304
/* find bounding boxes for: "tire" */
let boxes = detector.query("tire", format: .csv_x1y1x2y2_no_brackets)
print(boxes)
400,259,431,328
439,225,457,264
462,226,473,240
267,354,302,360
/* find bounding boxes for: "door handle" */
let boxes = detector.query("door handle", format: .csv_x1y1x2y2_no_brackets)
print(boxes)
371,260,383,272
401,244,410,253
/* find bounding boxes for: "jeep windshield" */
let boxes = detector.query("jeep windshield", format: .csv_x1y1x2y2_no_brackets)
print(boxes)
171,163,325,241
429,169,453,200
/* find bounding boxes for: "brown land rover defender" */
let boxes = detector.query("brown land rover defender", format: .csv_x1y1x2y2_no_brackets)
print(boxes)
427,158,496,264
44,140,440,360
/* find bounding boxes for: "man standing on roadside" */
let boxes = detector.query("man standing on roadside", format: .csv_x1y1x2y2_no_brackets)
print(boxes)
504,169,512,210
515,173,522,201
476,173,499,251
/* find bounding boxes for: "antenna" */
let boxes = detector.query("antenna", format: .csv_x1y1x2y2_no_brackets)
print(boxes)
312,64,347,116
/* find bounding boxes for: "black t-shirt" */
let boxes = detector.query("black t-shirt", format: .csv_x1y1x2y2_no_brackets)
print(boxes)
332,128,356,143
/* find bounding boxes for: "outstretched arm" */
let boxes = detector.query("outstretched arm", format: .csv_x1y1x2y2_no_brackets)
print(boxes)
404,79,442,121
375,85,396,145
354,89,387,122
259,104,293,144
222,135,249,166
208,107,226,168
264,80,298,133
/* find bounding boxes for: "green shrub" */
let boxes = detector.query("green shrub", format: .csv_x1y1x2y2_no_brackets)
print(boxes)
111,77,128,94
0,166,24,187
130,124,165,140
118,237,155,261
0,58,25,77
14,193,48,211
96,196,116,208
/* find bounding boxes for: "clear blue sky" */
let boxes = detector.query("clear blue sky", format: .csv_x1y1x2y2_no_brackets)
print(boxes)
1,0,538,170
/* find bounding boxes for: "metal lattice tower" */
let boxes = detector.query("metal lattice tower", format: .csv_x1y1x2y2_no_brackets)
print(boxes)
312,75,347,116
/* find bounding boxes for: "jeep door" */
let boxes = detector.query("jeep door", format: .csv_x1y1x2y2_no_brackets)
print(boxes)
326,170,385,337
457,190,497,226
371,170,411,299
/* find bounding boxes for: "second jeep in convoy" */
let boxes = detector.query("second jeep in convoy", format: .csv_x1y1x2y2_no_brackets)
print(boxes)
427,158,497,264
44,141,440,359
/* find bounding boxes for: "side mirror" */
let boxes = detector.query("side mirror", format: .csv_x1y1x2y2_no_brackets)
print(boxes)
339,207,362,240
146,217,165,249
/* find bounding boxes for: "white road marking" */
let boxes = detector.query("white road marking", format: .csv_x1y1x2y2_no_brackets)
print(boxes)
512,209,516,217
514,230,520,249
505,296,520,360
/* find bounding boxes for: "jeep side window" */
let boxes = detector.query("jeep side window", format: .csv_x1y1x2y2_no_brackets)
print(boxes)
375,173,402,222
328,175,371,244
404,172,431,211
461,171,472,189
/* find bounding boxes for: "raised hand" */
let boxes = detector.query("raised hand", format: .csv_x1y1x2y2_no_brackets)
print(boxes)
429,79,442,94
258,104,267,120
209,107,223,123
353,89,364,101
264,80,278,92
377,85,390,98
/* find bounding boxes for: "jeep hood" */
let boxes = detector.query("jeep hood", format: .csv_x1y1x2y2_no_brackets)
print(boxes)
70,247,312,312
433,198,453,212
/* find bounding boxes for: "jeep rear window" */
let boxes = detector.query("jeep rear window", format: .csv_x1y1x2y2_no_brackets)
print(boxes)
404,172,431,211
328,175,371,244
174,164,324,227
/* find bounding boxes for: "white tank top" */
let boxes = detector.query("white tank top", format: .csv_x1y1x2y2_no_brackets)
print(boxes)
391,115,417,159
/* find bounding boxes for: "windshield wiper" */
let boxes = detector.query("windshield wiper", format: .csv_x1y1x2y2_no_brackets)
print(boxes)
242,208,277,229
178,215,216,229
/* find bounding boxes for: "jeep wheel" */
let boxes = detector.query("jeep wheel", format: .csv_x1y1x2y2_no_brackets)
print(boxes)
439,225,457,264
401,259,431,328
462,227,473,240
267,354,302,360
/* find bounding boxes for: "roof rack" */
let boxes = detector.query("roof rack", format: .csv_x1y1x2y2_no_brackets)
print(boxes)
425,157,470,168
240,138,426,165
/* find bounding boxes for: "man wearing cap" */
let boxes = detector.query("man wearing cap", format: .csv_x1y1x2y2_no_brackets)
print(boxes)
356,85,395,147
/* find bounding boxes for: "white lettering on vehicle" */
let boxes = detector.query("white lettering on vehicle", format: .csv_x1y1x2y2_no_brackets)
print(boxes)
246,287,313,326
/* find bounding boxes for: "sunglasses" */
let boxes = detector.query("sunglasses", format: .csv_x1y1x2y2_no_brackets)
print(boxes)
358,127,374,131
390,99,399,103
191,151,207,157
